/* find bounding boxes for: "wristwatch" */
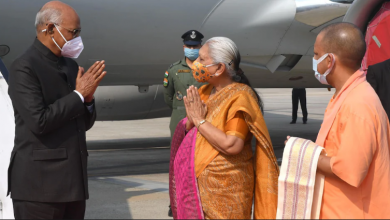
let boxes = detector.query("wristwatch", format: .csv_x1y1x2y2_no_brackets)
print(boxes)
85,98,95,106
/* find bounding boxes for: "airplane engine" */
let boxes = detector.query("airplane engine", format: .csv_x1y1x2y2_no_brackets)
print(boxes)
94,85,171,121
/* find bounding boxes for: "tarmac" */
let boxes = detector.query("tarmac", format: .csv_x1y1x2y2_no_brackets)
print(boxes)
85,88,333,219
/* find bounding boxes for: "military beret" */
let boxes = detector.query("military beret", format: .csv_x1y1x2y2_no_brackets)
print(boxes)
181,30,204,46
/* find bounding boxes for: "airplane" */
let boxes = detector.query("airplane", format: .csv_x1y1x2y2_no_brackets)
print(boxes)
0,0,358,122
1,0,387,122
0,0,389,218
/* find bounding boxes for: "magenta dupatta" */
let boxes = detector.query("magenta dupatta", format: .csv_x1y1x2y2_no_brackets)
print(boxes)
169,118,204,219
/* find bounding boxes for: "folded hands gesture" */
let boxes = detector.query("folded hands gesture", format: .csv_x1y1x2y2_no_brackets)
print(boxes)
183,86,207,130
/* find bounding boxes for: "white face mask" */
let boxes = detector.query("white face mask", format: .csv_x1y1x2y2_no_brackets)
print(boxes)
43,25,84,58
313,53,335,85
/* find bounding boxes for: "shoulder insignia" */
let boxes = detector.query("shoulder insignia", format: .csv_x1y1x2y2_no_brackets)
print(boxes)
168,60,181,69
164,71,169,77
163,78,168,87
178,69,191,73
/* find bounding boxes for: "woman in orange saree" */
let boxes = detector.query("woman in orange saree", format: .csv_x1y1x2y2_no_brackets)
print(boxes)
169,37,279,219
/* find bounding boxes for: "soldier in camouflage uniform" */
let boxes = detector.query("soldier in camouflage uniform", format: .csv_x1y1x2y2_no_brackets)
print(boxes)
163,30,205,139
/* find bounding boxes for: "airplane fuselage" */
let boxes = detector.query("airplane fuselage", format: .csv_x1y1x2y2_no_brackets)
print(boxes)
0,0,353,120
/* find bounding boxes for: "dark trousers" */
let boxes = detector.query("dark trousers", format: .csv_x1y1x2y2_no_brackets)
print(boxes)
292,88,308,122
13,199,86,219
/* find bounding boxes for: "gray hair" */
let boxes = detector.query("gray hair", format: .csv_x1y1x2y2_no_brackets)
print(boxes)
35,7,62,28
205,36,264,112
205,37,240,78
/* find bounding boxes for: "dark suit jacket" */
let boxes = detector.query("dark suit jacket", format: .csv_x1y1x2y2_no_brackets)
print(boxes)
367,59,390,119
7,39,96,202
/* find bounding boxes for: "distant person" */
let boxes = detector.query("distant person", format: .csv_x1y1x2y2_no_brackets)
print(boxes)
164,30,205,217
169,37,279,219
7,1,106,219
286,22,390,218
290,88,308,124
367,59,390,119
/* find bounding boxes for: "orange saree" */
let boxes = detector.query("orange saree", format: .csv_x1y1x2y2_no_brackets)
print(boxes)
195,83,279,219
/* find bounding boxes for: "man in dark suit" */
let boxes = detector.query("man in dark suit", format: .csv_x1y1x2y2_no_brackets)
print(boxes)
367,59,390,119
7,1,106,219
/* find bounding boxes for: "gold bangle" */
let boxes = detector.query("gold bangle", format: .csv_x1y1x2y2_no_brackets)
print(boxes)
197,119,206,129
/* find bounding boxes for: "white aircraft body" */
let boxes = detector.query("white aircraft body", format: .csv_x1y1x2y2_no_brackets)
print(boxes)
0,0,387,218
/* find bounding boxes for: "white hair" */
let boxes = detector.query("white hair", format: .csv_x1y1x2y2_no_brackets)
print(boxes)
35,7,62,28
205,36,264,112
205,37,240,77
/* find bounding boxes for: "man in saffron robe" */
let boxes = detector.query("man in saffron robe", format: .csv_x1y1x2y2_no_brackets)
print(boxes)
288,22,390,219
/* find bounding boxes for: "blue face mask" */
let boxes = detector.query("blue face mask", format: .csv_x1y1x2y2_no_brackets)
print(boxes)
184,48,199,61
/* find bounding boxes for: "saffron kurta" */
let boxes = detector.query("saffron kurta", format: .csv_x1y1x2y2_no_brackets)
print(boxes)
316,70,390,219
